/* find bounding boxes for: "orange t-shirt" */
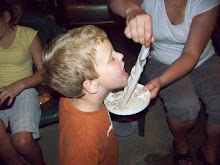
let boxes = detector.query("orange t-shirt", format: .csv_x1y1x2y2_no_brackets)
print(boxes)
59,98,118,165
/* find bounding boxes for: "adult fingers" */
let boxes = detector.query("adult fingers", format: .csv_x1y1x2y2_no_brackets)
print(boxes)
125,14,153,46
0,91,6,100
7,96,14,106
1,95,14,106
124,26,132,39
144,80,160,99
136,15,145,45
151,36,155,43
0,94,9,105
143,14,153,46
144,84,156,99
128,19,139,43
149,90,158,99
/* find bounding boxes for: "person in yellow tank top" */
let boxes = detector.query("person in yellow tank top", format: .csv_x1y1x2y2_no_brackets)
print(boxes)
0,1,46,165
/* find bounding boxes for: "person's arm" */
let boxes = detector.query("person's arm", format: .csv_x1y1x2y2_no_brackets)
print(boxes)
108,0,143,18
108,0,154,46
144,5,219,99
19,35,44,88
0,35,44,105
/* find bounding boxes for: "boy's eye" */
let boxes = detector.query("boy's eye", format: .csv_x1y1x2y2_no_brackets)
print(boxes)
110,57,114,62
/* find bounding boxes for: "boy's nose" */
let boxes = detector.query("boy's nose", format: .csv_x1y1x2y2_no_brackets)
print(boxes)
117,52,124,61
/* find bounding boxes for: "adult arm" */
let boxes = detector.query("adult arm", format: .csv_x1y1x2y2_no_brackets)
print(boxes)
0,35,44,105
108,0,154,46
144,5,219,99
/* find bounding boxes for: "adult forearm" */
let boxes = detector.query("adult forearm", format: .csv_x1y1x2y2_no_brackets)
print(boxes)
158,6,220,88
17,70,44,90
159,54,200,88
108,0,141,18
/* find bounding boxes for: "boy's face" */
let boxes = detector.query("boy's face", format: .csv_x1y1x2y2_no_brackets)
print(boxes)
95,39,128,91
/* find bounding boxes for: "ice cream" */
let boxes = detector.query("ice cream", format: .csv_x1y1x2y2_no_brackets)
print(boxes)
104,46,150,114
118,46,150,110
105,84,150,111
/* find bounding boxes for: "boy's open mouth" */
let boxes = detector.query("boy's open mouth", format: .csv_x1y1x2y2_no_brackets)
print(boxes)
123,68,128,77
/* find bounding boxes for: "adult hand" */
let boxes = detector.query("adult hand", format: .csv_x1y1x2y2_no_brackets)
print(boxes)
143,77,162,99
0,82,24,106
125,7,154,47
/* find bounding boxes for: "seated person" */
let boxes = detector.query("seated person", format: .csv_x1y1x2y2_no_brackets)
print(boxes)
8,0,63,47
108,0,220,165
0,0,45,165
42,25,129,165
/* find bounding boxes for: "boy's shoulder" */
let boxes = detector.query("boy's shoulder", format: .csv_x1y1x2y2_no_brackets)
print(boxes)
59,97,109,115
59,100,112,146
59,97,74,110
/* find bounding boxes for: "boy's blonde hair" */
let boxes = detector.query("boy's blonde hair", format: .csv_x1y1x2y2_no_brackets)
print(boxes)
42,25,107,98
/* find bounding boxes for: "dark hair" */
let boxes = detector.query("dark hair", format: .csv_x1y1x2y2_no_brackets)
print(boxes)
0,0,20,26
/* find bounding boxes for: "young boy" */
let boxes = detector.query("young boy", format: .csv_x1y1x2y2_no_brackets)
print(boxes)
42,25,129,165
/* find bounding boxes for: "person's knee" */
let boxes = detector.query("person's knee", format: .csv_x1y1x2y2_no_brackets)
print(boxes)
165,93,200,108
166,103,201,121
207,112,220,125
12,132,35,153
204,98,220,125
0,131,11,146
0,120,8,140
163,91,201,121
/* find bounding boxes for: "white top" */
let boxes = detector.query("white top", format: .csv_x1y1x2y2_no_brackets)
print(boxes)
141,0,220,67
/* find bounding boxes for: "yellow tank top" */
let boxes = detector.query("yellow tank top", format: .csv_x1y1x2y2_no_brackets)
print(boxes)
0,26,37,88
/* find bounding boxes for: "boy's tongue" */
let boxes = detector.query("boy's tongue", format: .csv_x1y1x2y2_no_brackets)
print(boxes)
123,69,128,77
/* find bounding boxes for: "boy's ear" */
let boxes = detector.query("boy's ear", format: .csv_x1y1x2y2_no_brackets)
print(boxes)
3,11,11,23
83,80,98,94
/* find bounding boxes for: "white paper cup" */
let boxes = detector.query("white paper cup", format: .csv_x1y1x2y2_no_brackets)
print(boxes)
104,84,151,116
